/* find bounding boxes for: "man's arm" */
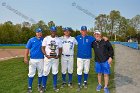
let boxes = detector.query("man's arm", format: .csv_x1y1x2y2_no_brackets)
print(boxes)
102,36,108,41
106,41,114,64
42,46,47,57
24,49,29,64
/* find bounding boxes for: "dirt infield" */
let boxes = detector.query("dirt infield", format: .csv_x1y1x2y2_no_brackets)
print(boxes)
0,49,25,61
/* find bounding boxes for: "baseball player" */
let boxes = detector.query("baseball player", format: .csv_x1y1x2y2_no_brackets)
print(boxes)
40,26,62,93
24,28,44,93
60,27,77,88
75,26,96,91
92,31,114,93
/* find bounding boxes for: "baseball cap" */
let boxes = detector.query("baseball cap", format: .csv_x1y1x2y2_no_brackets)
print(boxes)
81,26,87,31
94,30,101,34
50,26,57,31
35,28,42,33
63,27,70,31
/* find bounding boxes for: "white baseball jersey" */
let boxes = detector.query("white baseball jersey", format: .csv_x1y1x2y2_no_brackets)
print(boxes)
42,36,62,55
42,35,62,76
60,36,77,74
60,36,77,55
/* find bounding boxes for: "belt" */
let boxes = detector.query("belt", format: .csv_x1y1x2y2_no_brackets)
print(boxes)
62,54,73,57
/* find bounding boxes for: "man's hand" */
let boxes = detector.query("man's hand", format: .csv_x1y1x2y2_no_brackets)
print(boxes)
54,55,61,59
102,36,108,41
24,58,29,64
24,49,29,64
108,57,113,64
46,55,54,59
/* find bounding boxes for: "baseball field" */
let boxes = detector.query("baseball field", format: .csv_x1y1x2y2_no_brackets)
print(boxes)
0,46,115,93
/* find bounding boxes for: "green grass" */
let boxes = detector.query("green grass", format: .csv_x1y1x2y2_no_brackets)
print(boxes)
0,48,115,93
0,46,25,49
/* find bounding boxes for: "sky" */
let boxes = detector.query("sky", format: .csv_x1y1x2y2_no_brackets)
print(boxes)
0,0,140,30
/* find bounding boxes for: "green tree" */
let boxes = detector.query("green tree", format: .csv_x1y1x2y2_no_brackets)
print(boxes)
109,10,121,40
56,26,63,37
95,14,108,33
48,21,55,28
129,15,140,32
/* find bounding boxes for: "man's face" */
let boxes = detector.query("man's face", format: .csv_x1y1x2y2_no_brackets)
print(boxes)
64,31,71,36
36,32,42,38
51,31,57,37
80,30,87,36
94,33,102,40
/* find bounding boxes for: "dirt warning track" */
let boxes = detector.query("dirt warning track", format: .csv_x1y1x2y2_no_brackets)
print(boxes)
0,49,25,61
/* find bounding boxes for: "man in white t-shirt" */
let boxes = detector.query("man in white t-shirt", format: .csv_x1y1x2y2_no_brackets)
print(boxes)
40,26,62,93
60,27,77,88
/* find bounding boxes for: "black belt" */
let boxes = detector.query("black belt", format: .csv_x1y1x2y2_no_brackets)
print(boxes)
62,54,73,57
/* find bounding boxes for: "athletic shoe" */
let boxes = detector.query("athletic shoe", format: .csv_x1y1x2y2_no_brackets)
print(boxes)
96,84,102,91
68,82,73,88
38,85,42,91
83,82,87,88
77,84,82,92
53,86,59,92
104,87,110,93
27,88,32,93
61,82,66,88
40,87,46,93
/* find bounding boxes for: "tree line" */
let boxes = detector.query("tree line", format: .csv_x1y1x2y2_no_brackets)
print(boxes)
0,10,140,44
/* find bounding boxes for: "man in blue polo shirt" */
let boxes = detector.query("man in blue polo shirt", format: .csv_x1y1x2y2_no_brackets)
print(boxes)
75,26,95,91
24,28,44,93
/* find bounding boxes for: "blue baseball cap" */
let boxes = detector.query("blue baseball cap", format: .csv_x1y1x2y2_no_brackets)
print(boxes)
81,26,87,31
50,26,57,31
35,28,42,33
62,27,66,31
63,27,70,31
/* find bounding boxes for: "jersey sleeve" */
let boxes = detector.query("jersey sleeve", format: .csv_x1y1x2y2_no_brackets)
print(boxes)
75,36,79,45
75,36,78,41
91,36,96,42
42,37,47,46
26,39,32,49
74,38,78,45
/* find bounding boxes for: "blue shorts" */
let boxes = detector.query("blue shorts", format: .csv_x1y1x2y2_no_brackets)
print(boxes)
95,61,110,74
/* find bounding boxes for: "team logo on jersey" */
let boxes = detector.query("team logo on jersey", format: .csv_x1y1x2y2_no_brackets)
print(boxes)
86,39,88,42
50,40,56,44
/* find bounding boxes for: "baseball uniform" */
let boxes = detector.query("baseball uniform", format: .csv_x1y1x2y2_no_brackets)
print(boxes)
60,36,77,84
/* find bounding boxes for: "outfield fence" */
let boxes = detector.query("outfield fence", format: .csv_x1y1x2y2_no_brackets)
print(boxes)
111,41,139,50
0,42,139,49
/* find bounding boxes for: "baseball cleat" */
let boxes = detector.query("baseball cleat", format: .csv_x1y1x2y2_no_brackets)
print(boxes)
76,84,82,92
53,86,59,92
27,88,32,93
40,87,46,93
68,82,73,88
38,85,42,91
61,82,66,88
83,82,88,88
